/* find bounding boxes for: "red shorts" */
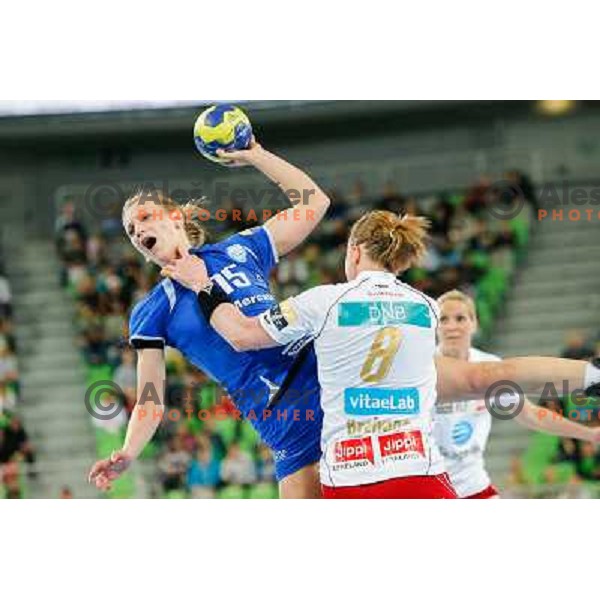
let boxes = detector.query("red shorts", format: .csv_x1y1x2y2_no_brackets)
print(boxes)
322,473,457,499
465,485,499,499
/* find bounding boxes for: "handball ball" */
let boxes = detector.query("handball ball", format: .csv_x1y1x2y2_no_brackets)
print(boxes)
193,104,253,165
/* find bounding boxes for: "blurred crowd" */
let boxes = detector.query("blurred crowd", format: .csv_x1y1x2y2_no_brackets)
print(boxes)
53,170,535,498
539,330,600,488
501,330,600,499
0,262,34,499
263,170,536,302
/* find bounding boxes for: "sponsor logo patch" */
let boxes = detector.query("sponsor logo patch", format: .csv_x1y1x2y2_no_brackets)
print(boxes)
227,244,248,263
344,388,420,416
263,305,289,331
333,437,375,469
451,420,474,446
378,431,425,460
338,301,432,328
346,417,410,436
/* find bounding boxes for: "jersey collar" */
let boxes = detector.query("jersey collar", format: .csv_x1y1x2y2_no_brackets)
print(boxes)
355,270,397,281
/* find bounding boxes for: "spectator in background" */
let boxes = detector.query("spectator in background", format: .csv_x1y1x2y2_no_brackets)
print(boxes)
1,460,21,499
81,326,109,366
557,438,579,463
187,440,221,499
0,271,12,319
55,201,87,249
0,315,16,351
464,176,491,215
0,338,18,387
1,413,35,497
0,380,17,414
576,442,600,481
0,427,10,464
221,443,256,487
86,234,105,267
256,444,276,483
158,437,190,494
505,169,537,212
113,348,136,393
59,486,74,499
561,331,595,361
202,419,227,462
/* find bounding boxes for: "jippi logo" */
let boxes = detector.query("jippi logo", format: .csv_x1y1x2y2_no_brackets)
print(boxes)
334,437,375,465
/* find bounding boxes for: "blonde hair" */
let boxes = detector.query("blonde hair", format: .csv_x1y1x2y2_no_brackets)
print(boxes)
437,289,477,321
122,189,207,247
349,210,429,273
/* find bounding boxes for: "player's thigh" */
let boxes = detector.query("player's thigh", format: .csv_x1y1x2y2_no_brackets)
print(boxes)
279,463,321,499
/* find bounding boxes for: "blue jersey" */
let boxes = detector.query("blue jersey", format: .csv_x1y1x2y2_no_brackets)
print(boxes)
129,226,322,478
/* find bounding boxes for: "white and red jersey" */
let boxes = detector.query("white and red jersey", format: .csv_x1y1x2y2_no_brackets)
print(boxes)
259,270,446,488
433,347,500,498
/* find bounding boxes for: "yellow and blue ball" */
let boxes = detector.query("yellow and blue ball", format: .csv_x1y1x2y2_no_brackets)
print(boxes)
193,104,253,165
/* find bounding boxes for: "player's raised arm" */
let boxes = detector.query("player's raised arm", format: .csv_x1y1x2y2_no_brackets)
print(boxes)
436,355,600,402
88,348,166,491
219,141,331,257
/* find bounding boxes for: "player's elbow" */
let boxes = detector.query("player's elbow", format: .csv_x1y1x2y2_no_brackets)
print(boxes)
465,361,515,396
315,192,331,215
226,331,259,352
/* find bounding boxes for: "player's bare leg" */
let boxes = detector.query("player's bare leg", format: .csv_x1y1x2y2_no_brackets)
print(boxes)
436,355,598,401
279,463,321,499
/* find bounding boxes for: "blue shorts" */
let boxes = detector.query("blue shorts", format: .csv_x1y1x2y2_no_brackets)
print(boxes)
258,349,323,481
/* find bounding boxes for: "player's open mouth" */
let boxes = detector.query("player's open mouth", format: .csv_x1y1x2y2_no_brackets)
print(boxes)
142,236,157,251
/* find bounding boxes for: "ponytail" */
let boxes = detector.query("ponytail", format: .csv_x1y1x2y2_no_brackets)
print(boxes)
350,210,429,273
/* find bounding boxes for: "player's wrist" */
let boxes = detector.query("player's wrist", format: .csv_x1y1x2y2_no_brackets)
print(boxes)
248,145,271,166
190,280,208,294
118,448,135,462
196,280,230,321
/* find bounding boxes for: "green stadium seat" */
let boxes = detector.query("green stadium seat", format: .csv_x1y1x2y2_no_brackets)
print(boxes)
510,216,530,250
448,193,465,207
239,421,260,454
475,297,493,338
218,485,247,499
522,432,576,486
164,489,188,500
249,483,279,499
95,429,124,457
87,364,114,384
214,417,239,447
107,474,137,499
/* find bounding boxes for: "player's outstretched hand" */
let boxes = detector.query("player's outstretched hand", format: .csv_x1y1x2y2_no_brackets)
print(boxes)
216,137,262,167
88,451,132,492
161,253,210,293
